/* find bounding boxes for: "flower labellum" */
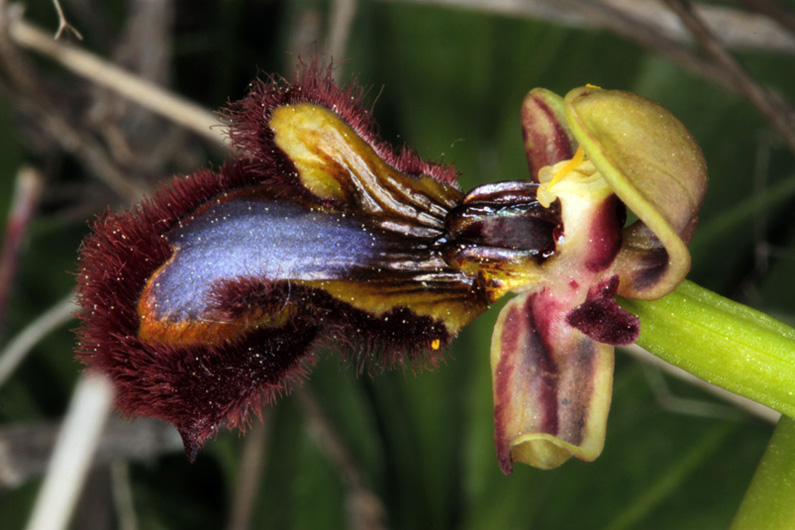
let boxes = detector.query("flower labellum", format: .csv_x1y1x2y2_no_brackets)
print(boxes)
76,65,486,460
75,67,706,471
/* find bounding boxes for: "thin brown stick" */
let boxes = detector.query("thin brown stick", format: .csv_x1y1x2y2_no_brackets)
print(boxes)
226,414,271,530
662,0,795,156
51,0,83,41
7,16,227,148
0,167,43,336
296,388,388,530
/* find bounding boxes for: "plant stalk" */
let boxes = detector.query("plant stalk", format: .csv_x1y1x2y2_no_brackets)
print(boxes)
617,280,795,418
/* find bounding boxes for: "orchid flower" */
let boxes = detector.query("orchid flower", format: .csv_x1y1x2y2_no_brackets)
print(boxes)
75,67,707,472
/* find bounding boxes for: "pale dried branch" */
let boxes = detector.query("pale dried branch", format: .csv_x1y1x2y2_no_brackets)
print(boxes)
0,294,76,389
382,0,795,55
51,0,83,40
6,16,227,148
662,0,795,156
0,167,44,336
24,372,115,530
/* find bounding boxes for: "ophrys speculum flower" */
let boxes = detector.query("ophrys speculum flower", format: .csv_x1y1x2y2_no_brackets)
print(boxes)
75,68,707,472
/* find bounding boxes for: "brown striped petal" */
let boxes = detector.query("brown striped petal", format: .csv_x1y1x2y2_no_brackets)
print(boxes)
521,88,577,181
491,290,614,473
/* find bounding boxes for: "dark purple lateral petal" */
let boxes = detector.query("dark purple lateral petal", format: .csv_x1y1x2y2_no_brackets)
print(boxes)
566,276,640,346
521,88,576,181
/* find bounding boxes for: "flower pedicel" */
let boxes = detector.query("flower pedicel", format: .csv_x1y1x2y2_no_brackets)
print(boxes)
75,66,707,473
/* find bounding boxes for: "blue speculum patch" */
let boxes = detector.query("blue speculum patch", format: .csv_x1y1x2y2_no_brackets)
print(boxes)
147,198,388,321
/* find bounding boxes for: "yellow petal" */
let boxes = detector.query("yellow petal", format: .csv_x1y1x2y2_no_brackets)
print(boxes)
564,87,708,299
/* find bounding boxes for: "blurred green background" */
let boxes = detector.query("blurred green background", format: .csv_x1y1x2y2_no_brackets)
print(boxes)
1,1,794,528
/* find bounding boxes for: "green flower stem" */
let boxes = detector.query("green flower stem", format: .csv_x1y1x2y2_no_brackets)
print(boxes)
616,280,795,418
730,415,795,529
618,281,795,527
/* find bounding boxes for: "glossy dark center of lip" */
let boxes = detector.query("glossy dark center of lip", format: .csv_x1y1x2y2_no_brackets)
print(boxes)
443,182,561,262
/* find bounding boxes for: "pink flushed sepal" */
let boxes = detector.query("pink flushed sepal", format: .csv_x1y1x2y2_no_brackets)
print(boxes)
492,289,616,473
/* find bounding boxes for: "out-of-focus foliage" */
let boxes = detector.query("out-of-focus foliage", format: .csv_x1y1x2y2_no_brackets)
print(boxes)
0,1,793,529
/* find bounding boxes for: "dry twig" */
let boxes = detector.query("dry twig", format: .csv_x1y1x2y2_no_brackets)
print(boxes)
0,294,75,389
0,167,43,336
6,16,226,148
51,0,83,41
0,417,182,489
662,0,795,156
24,372,115,530
296,388,388,530
226,415,271,530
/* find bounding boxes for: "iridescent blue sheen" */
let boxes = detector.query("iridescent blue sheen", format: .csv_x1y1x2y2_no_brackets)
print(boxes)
148,198,387,321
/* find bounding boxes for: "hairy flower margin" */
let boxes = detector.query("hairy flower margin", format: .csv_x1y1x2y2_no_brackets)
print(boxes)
75,66,708,472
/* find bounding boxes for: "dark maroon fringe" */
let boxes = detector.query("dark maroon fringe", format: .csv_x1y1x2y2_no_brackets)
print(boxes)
75,62,460,458
223,61,460,195
208,277,454,373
